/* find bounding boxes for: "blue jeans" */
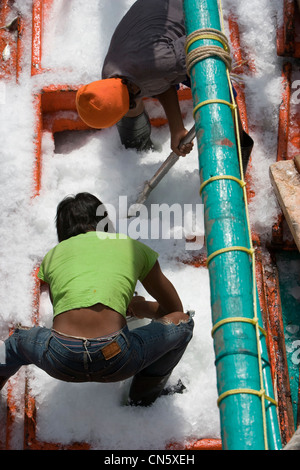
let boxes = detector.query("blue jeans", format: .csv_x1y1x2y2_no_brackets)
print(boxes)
0,316,194,385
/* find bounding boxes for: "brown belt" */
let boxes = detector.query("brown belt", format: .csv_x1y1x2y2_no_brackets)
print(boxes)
52,328,122,360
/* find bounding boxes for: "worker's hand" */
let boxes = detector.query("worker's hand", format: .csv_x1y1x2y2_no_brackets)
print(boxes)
171,128,194,157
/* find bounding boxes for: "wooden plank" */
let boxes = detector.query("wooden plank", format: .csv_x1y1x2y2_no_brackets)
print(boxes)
270,156,300,251
294,154,300,174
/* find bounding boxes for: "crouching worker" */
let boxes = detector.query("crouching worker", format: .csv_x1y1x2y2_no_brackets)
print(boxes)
76,0,253,173
0,193,194,407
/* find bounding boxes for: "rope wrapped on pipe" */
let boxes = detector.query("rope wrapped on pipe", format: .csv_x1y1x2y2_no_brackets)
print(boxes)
183,0,281,450
185,28,232,76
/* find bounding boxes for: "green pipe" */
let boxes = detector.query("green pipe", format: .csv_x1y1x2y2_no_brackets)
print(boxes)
183,0,282,450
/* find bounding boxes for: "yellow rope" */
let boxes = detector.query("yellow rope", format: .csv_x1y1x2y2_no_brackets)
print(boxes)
184,8,276,449
211,316,267,338
185,29,230,54
199,174,246,195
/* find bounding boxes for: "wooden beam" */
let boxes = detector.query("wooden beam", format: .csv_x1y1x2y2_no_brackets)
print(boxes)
270,156,300,251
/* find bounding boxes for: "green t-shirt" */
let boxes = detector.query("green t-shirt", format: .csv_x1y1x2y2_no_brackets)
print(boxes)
38,231,158,319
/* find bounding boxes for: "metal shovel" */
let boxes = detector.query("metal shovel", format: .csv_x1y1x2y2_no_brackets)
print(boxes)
129,124,196,213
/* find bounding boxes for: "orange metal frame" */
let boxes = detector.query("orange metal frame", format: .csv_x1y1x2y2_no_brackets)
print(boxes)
2,0,299,451
277,0,300,58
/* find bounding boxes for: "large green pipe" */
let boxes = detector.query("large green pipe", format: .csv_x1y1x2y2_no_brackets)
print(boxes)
183,0,282,450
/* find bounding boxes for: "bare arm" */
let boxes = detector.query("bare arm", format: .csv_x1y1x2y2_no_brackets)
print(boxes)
156,86,193,157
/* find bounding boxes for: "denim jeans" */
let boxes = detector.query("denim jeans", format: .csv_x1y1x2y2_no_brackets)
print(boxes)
0,316,194,384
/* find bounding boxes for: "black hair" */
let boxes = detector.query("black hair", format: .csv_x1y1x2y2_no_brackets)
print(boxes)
56,192,111,242
110,75,140,109
120,77,140,109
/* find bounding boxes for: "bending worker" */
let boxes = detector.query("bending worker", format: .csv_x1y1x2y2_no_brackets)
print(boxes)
76,0,253,170
0,193,194,407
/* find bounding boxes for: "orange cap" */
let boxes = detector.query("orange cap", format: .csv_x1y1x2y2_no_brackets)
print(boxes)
76,78,130,128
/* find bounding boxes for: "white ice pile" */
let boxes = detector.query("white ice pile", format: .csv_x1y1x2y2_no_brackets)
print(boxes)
0,0,284,449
